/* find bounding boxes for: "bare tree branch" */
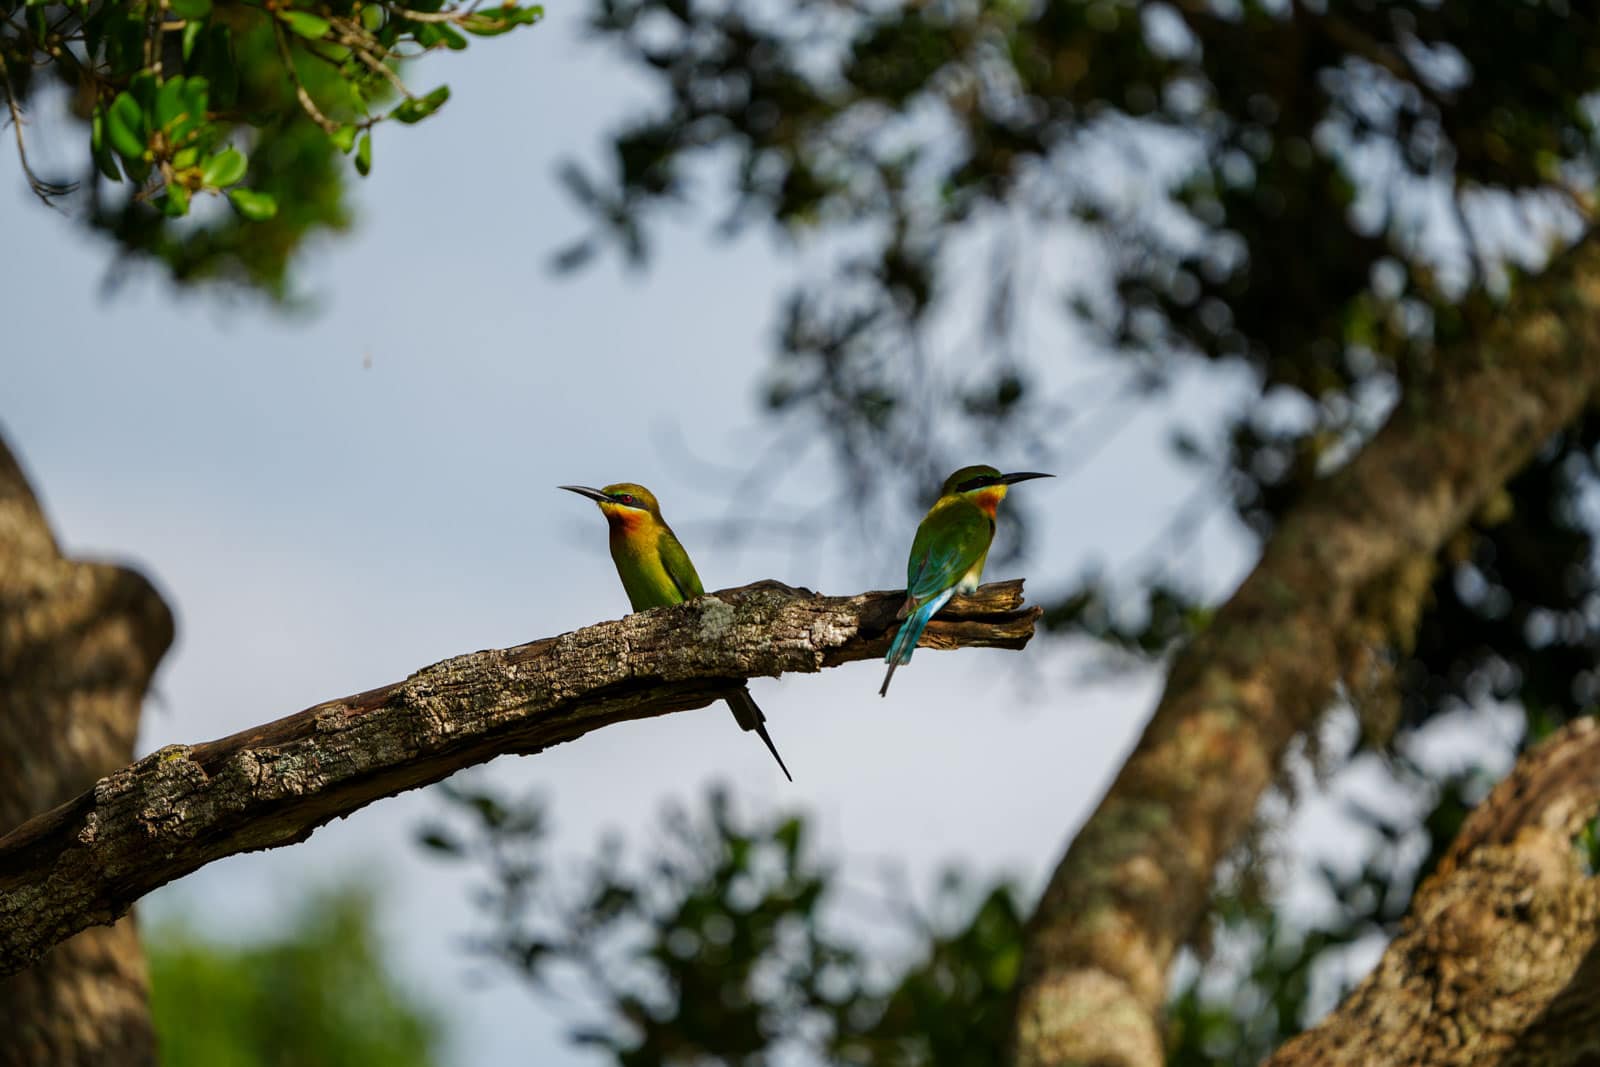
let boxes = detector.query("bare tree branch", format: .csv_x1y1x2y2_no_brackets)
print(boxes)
1269,717,1600,1066
1012,231,1600,1067
0,579,1039,977
272,20,341,135
0,50,77,206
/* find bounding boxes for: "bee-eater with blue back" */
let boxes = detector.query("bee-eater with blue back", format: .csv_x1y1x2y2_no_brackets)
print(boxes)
559,482,792,780
880,465,1053,697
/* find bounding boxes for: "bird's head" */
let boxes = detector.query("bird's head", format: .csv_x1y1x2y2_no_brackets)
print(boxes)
939,465,1053,516
558,482,664,531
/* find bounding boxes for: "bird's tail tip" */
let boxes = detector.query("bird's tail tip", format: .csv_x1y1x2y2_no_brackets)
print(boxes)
881,596,940,696
725,688,793,781
879,660,898,697
753,721,793,781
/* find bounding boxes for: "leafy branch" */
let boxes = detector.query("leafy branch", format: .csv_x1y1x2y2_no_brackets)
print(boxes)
0,0,540,274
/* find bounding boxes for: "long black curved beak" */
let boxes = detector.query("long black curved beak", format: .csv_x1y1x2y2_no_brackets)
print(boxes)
558,484,611,503
999,471,1054,485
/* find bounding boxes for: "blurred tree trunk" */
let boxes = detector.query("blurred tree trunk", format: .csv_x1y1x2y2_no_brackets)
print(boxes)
0,432,173,1067
1012,234,1600,1067
1267,717,1600,1067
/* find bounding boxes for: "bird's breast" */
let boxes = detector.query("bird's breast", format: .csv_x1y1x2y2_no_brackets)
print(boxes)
971,485,1008,516
608,527,680,610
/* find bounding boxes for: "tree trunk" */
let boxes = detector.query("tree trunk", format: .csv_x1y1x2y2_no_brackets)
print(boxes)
1011,233,1600,1066
0,432,173,1067
1268,717,1600,1066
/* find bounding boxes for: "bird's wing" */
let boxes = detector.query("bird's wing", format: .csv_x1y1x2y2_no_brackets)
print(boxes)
904,502,992,602
658,527,706,601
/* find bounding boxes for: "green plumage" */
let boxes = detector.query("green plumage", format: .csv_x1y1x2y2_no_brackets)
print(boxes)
610,518,704,610
880,464,1052,696
905,494,994,602
559,480,792,780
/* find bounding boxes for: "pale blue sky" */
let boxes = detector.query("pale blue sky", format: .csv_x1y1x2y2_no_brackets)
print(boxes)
0,7,1282,1063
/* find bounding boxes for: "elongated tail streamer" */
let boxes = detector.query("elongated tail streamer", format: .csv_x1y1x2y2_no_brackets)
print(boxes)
724,686,792,781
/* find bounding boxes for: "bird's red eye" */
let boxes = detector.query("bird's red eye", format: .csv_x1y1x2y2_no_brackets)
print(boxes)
620,494,635,505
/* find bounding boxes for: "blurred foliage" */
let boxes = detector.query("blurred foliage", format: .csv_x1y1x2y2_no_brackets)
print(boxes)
0,0,540,294
1167,755,1491,1062
424,776,1491,1065
421,781,1024,1065
147,883,443,1067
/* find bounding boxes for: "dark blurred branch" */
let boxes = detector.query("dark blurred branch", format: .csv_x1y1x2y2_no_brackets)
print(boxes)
271,21,341,135
1269,717,1600,1066
0,579,1040,977
1013,231,1600,1067
0,49,76,204
1316,10,1447,105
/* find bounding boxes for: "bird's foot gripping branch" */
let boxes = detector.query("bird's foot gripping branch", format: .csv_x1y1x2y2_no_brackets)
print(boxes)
0,579,1039,976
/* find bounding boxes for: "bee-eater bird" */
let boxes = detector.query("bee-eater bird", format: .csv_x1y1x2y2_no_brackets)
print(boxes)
881,465,1053,697
559,482,792,781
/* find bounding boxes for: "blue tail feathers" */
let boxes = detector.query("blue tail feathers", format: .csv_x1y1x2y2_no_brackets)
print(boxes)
879,587,956,697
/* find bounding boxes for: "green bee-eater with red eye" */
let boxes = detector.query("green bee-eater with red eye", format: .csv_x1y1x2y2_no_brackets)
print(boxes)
881,465,1053,697
559,482,792,781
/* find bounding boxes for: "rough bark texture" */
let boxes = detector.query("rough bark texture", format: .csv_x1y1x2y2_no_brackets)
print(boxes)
1270,717,1600,1066
1012,233,1600,1067
0,433,174,1067
0,577,1038,976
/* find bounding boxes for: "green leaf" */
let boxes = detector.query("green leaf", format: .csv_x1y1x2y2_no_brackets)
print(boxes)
155,76,187,130
439,25,468,50
169,77,210,143
355,132,372,176
182,77,210,118
169,0,211,18
161,183,191,217
106,92,148,161
201,26,238,109
182,19,204,60
229,188,278,221
461,5,543,36
279,10,331,39
107,16,144,77
390,85,449,124
90,112,123,182
331,124,357,154
202,148,248,188
129,71,157,112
